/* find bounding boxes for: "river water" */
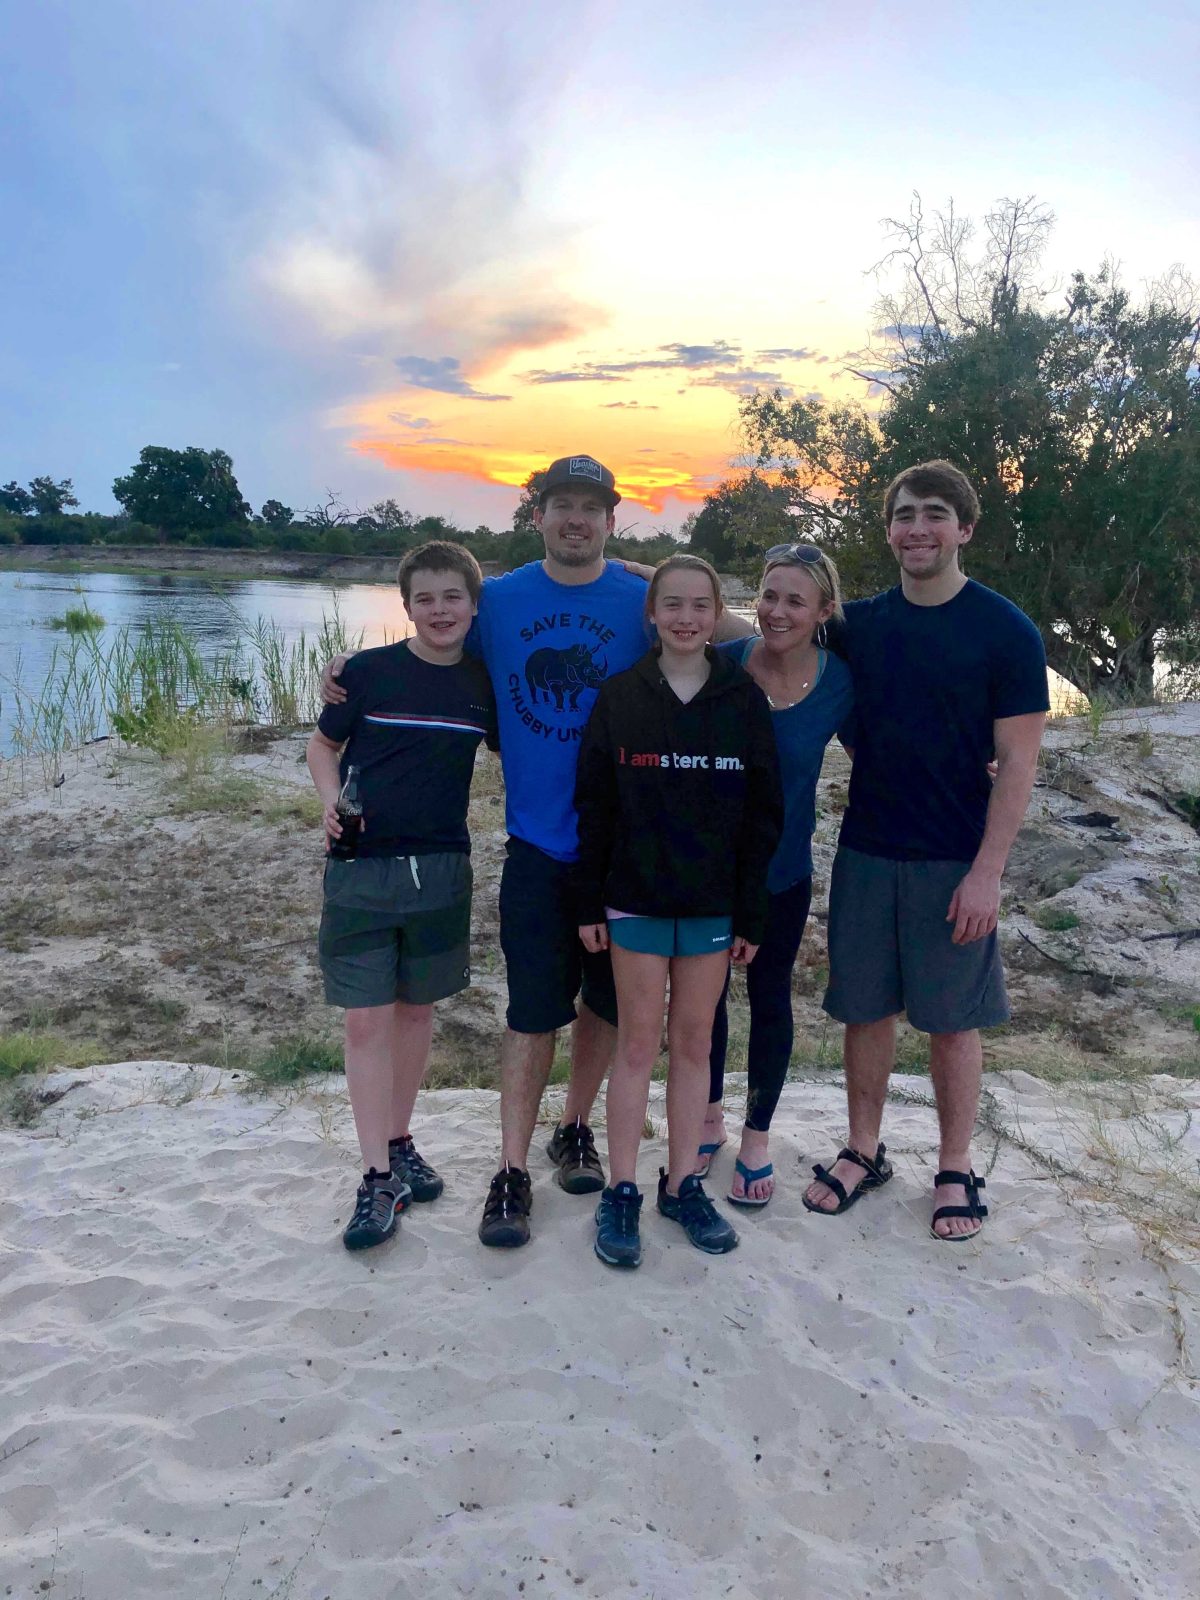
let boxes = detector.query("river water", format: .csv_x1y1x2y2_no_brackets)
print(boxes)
0,568,412,757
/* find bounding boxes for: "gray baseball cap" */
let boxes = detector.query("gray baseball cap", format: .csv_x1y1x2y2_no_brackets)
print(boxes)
539,455,621,507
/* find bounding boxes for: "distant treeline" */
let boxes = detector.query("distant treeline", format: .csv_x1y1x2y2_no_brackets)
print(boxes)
0,450,685,570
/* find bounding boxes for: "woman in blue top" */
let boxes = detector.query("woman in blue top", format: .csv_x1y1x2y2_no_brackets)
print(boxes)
703,543,854,1207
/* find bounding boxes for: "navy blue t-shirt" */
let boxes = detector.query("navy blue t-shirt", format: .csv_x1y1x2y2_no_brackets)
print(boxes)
839,581,1049,863
316,641,496,857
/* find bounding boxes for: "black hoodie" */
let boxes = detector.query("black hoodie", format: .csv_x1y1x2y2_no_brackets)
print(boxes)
573,646,783,944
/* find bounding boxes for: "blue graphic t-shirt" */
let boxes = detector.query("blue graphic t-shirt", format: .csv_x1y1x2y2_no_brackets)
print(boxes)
470,560,650,861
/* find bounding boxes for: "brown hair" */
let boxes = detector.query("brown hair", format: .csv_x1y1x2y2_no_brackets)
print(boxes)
761,546,845,622
397,540,484,605
883,460,980,528
645,553,724,622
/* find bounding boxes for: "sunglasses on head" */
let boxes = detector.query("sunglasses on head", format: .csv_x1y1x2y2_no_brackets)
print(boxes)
764,542,825,565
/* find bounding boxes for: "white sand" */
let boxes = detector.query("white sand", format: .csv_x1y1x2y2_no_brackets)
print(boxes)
3,1065,1199,1600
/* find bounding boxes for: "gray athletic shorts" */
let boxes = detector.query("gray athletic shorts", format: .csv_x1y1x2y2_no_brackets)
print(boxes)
822,846,1010,1034
319,852,472,1009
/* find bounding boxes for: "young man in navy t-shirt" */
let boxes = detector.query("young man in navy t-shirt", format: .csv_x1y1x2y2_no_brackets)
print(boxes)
308,542,497,1251
804,461,1048,1241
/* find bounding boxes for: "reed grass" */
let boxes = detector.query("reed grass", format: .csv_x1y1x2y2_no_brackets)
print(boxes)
1,592,363,787
47,604,105,633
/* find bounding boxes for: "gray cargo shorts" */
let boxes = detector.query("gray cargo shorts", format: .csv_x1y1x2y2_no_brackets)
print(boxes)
319,851,472,1009
822,846,1010,1034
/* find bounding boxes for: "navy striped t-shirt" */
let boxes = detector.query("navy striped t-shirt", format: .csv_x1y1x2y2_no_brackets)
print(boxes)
316,640,497,857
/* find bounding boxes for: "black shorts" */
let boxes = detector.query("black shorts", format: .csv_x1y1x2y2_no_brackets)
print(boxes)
499,835,618,1034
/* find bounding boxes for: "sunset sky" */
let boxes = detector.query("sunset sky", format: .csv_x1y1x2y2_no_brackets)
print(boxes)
4,0,1197,533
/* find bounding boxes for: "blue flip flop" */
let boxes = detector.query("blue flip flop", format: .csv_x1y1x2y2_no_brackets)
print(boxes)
727,1158,774,1209
695,1138,726,1179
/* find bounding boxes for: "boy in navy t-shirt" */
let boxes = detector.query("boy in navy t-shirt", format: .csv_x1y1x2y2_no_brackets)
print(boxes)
306,542,496,1251
804,461,1048,1241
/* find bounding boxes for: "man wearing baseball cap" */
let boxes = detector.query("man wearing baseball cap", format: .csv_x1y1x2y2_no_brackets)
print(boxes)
324,455,658,1246
469,454,647,1246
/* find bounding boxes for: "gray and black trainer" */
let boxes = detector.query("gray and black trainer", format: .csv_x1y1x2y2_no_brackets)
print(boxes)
389,1135,444,1203
656,1169,738,1255
594,1181,643,1269
546,1117,605,1194
343,1169,412,1252
478,1164,533,1248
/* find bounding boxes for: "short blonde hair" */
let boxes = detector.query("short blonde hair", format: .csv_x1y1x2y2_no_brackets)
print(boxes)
761,544,844,621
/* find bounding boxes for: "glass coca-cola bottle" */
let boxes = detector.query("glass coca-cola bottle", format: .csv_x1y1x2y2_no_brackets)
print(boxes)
329,764,364,861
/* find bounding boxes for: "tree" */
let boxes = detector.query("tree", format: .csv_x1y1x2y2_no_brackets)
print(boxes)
303,490,355,530
684,474,798,569
28,476,79,516
113,446,250,535
512,470,547,532
261,499,294,529
740,196,1200,701
0,481,32,515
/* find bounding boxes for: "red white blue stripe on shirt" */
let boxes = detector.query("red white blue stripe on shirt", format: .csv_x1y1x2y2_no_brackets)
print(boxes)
363,712,491,735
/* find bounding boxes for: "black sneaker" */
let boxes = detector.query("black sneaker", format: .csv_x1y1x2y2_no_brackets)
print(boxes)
545,1117,606,1194
389,1136,444,1203
478,1164,533,1248
656,1169,738,1255
594,1181,643,1269
343,1169,412,1252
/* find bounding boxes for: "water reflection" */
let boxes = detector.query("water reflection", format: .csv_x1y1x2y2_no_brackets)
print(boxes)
0,568,411,755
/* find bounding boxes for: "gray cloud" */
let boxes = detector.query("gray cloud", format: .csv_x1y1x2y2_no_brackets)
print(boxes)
393,355,510,401
602,400,659,409
387,411,434,429
246,7,606,371
521,339,744,385
523,369,631,385
755,347,815,361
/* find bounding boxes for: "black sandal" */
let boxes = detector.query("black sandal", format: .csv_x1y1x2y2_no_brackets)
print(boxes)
930,1169,988,1241
802,1143,893,1216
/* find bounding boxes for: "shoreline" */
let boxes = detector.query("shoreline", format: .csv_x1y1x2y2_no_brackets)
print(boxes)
0,542,422,583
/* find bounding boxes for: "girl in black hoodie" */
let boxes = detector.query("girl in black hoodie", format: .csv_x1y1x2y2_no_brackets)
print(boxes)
574,556,782,1267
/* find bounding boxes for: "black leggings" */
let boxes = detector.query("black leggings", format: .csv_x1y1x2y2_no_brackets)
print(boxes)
708,877,813,1133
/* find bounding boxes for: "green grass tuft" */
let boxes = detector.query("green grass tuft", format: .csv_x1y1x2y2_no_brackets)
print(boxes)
0,1029,97,1079
1033,904,1082,932
47,604,105,633
236,1033,344,1090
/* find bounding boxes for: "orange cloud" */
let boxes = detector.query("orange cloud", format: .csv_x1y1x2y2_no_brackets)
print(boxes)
351,436,713,514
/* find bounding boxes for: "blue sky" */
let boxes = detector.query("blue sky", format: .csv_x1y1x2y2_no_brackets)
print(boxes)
2,0,1197,530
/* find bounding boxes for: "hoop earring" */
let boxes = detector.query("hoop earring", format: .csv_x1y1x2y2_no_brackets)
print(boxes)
816,622,828,649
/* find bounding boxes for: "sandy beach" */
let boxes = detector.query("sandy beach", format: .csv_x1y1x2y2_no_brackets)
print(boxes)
2,1061,1199,1598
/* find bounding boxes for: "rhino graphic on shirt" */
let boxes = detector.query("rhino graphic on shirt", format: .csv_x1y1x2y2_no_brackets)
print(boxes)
524,642,609,712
